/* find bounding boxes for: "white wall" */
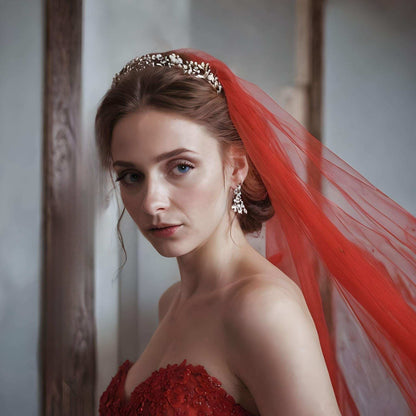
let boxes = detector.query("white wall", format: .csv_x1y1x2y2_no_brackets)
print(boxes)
0,0,43,415
189,0,295,96
324,0,416,216
324,0,416,413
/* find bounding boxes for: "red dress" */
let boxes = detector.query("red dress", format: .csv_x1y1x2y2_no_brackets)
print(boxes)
99,359,255,415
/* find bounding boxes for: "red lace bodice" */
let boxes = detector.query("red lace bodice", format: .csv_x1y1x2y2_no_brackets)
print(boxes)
99,359,254,415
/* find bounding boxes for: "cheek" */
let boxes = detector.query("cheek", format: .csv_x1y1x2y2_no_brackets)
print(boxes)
183,169,227,217
119,190,142,224
119,187,133,206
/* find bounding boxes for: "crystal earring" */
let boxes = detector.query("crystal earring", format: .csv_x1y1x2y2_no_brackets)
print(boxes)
231,184,248,215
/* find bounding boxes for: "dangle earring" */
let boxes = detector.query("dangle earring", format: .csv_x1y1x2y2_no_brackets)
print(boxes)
231,184,247,215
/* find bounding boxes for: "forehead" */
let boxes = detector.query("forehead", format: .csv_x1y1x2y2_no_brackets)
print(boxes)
111,109,220,161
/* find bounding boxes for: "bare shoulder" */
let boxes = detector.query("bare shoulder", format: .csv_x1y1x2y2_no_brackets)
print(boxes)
158,281,181,322
223,269,316,364
225,270,311,327
223,271,340,415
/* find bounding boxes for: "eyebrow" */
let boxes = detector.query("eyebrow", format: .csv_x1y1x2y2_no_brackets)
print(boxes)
112,148,197,168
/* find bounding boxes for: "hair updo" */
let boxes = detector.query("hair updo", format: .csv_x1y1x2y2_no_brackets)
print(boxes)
95,55,274,234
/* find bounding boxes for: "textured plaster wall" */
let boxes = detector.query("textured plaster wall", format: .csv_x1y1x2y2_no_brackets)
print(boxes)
0,0,43,414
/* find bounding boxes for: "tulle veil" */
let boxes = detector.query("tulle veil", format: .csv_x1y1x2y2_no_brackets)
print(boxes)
179,48,416,415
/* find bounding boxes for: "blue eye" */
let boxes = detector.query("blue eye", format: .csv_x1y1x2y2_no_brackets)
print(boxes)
176,164,191,173
115,172,141,184
126,173,140,182
172,161,194,176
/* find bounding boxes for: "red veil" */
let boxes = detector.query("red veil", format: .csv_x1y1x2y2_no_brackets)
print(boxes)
180,49,416,415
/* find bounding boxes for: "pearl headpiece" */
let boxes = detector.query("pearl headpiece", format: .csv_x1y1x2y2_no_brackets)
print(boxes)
112,52,223,94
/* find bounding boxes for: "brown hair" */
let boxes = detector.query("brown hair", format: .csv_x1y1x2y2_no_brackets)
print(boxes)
95,58,274,239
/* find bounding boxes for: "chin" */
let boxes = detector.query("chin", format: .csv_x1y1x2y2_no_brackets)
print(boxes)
152,245,183,258
147,239,194,258
148,233,209,259
143,223,216,258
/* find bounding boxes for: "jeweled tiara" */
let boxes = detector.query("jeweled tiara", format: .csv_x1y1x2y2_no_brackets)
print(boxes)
112,52,223,94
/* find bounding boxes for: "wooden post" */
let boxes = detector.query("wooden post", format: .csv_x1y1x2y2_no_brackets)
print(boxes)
294,0,332,331
42,0,95,414
294,0,324,136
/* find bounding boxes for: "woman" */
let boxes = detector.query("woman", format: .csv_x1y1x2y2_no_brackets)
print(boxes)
96,50,416,415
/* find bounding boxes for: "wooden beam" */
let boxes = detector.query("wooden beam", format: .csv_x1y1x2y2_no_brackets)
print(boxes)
294,0,324,138
308,0,324,140
42,0,95,414
294,0,332,332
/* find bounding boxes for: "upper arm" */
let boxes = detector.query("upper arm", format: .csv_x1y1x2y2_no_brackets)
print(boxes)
225,281,341,416
158,281,180,322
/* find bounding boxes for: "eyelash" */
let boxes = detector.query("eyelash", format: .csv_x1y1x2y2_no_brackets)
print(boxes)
115,160,195,185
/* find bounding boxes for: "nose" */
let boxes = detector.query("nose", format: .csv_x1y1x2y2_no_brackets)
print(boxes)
141,177,170,215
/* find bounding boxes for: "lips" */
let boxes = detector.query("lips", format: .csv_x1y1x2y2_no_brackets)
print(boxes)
149,223,180,230
149,224,182,237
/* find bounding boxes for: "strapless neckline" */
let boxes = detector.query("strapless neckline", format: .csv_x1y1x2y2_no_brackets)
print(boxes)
99,358,255,415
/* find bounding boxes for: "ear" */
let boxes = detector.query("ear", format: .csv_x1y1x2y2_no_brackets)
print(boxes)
225,145,249,188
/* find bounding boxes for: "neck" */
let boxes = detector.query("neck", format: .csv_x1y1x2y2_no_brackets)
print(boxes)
176,216,253,298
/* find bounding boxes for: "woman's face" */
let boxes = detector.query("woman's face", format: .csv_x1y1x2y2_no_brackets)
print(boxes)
111,109,232,257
